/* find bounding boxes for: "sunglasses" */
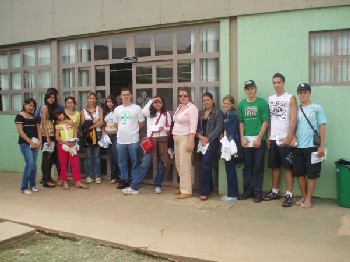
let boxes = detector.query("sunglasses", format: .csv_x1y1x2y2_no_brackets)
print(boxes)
178,95,189,98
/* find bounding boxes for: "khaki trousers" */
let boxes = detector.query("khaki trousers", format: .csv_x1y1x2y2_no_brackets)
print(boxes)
174,135,193,194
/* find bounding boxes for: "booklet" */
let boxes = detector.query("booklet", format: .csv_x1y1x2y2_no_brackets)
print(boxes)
311,148,327,164
245,136,258,147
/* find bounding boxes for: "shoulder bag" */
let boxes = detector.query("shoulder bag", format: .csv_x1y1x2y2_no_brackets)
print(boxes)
300,105,321,146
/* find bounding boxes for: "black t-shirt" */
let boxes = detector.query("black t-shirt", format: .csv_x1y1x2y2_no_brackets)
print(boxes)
14,114,39,144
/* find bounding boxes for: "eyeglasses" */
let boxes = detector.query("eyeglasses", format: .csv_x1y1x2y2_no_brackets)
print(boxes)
178,95,189,98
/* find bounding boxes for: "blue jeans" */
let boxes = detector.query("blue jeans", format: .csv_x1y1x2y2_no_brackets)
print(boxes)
86,131,101,178
133,151,165,190
242,142,266,195
199,138,220,196
225,158,239,198
20,143,38,191
117,142,140,184
107,134,119,180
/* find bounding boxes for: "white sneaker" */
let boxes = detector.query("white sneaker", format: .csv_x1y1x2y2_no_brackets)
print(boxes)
23,189,32,195
154,187,162,194
85,177,93,183
95,178,102,184
122,187,139,195
31,187,39,192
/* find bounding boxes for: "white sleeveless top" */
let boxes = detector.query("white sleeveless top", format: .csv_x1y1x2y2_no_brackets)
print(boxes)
268,92,292,140
83,106,101,131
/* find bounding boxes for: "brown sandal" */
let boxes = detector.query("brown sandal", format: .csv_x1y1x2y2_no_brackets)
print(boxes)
62,181,69,190
76,181,89,189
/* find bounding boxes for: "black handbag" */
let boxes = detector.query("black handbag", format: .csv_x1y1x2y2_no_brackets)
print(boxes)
300,105,321,147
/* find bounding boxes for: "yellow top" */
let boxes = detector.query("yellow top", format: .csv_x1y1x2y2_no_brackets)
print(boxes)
66,111,80,127
56,122,74,141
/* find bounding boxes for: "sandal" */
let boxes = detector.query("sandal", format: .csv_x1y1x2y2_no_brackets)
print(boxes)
109,179,118,184
43,181,56,188
76,181,89,189
295,199,305,206
62,181,69,190
301,201,312,208
200,195,208,201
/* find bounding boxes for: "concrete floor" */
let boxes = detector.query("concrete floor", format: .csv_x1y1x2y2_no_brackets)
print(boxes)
0,171,350,262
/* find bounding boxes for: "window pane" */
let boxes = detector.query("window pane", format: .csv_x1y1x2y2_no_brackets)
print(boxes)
0,73,9,90
78,67,90,87
338,32,350,55
311,60,332,83
310,33,333,56
24,70,35,89
24,92,45,106
200,87,219,110
96,90,106,107
11,52,21,68
136,89,152,108
11,72,22,90
78,91,90,110
96,68,105,86
24,48,35,67
62,68,75,88
155,32,173,56
62,43,75,64
38,45,51,66
94,39,109,60
338,59,350,82
177,29,195,54
135,35,151,57
62,91,75,106
178,59,194,82
38,69,51,88
156,64,173,83
0,53,8,69
157,88,173,112
200,58,219,81
112,37,127,59
136,66,152,84
78,41,91,62
12,94,22,111
0,94,10,111
200,27,219,52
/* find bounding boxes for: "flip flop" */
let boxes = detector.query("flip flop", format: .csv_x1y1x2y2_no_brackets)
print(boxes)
301,201,312,208
295,199,305,206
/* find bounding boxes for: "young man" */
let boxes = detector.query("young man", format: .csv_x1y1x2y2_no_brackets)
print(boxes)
293,83,327,208
113,88,145,194
238,80,269,203
263,73,297,207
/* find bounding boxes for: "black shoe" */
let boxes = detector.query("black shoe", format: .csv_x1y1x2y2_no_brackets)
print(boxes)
117,181,129,189
262,190,281,201
253,194,262,203
282,195,293,207
39,179,44,184
43,181,56,188
238,192,254,200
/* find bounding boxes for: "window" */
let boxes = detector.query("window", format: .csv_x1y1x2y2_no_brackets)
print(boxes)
310,30,350,85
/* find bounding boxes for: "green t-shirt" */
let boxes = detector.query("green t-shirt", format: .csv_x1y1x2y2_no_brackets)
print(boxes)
238,97,269,139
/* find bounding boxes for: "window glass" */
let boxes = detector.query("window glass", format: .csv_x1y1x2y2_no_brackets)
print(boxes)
0,73,9,90
155,32,173,56
136,89,152,108
200,58,219,81
338,59,350,82
11,72,22,90
135,35,151,57
62,68,75,88
310,33,333,56
156,88,173,112
96,68,105,86
12,94,22,111
178,59,194,82
62,91,75,104
94,39,109,60
10,52,21,68
200,87,219,110
62,43,75,64
24,70,35,89
311,60,332,83
96,90,106,107
23,48,35,67
338,32,350,55
78,91,90,110
112,37,127,59
136,66,152,84
177,29,194,54
0,53,8,69
38,69,51,88
38,45,51,66
78,42,91,62
200,27,219,52
156,64,173,83
0,94,10,111
78,67,90,87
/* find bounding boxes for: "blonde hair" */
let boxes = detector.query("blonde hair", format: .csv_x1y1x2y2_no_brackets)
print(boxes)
222,95,235,109
85,91,97,108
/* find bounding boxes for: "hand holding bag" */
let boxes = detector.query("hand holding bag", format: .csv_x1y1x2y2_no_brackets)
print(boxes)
140,113,163,154
300,105,321,147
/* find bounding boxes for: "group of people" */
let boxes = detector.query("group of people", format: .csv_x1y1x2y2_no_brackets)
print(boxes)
15,73,327,208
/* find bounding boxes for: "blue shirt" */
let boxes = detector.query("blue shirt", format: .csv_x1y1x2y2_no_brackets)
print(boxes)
296,103,327,148
35,104,64,122
224,109,239,143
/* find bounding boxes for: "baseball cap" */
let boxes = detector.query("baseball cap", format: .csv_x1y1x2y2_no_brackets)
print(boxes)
244,80,256,89
297,83,311,92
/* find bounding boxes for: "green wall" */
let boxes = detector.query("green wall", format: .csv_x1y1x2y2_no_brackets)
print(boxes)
234,6,350,198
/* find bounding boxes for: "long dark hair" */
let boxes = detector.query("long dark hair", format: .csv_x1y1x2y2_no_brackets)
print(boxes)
44,90,58,120
53,109,71,121
150,96,167,118
22,98,37,117
103,95,117,117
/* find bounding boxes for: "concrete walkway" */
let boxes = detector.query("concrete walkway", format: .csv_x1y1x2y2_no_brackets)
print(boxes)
0,171,350,262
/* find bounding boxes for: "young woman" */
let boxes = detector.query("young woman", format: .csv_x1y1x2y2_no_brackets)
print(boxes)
136,96,171,194
54,109,88,190
40,90,59,187
81,91,103,184
196,92,224,201
173,87,198,199
102,95,119,184
15,98,42,195
64,96,80,127
221,95,240,202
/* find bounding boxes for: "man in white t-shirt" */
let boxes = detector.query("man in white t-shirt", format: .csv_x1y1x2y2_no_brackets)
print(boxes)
263,73,297,207
113,88,145,192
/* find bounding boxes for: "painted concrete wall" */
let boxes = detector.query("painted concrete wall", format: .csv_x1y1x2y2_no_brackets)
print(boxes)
234,6,350,198
0,0,349,46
